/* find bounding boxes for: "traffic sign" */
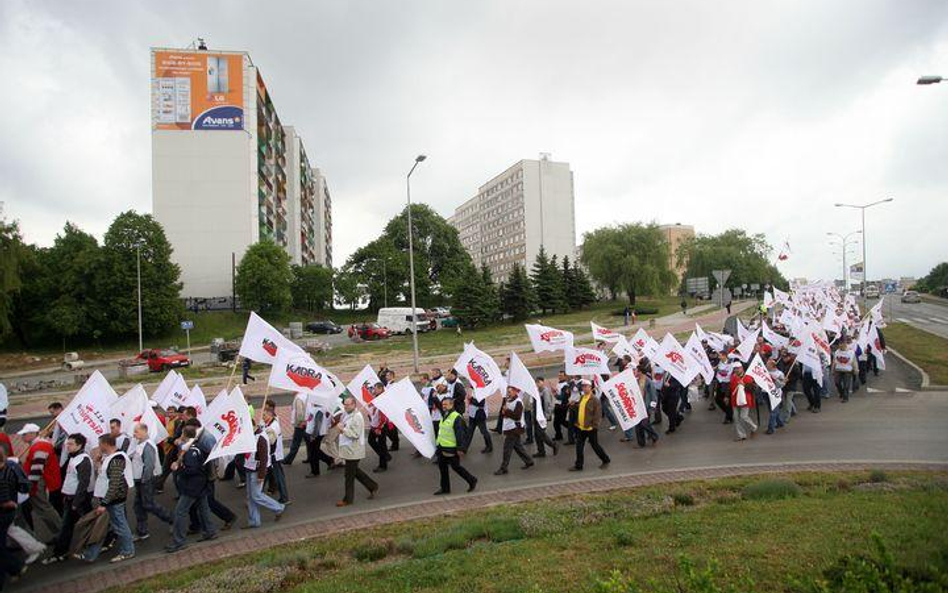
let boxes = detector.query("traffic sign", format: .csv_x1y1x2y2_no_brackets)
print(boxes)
711,269,731,286
180,320,194,330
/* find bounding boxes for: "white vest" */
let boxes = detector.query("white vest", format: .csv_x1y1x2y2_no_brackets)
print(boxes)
243,433,270,472
290,393,307,426
93,451,134,499
267,418,284,461
131,439,161,480
833,349,854,372
501,397,522,432
61,453,93,496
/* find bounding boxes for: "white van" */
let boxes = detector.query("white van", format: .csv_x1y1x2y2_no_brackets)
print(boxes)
377,307,428,335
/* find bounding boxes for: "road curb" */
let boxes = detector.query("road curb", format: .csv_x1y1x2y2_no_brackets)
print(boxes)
22,460,948,593
887,346,930,389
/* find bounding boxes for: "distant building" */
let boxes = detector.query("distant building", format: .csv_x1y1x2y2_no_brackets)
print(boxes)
658,223,695,283
150,45,332,299
448,154,576,280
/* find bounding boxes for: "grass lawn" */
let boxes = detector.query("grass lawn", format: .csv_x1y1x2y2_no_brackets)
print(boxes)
116,471,948,593
884,322,948,385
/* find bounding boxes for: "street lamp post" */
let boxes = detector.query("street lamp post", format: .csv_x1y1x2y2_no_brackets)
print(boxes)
834,198,893,295
827,230,861,289
406,155,426,375
136,242,143,353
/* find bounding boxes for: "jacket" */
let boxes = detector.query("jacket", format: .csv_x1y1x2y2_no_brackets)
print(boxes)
436,412,470,456
100,455,129,506
729,375,756,409
337,411,366,460
575,393,602,431
24,439,61,495
175,445,208,498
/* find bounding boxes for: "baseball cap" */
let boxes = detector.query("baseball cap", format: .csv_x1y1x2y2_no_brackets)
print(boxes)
17,423,40,436
579,378,593,386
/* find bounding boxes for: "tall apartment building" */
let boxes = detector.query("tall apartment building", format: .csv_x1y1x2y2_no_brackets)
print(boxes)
658,223,695,282
150,46,331,298
448,155,576,280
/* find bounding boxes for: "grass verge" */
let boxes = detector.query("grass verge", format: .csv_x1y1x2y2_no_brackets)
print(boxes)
113,470,948,593
884,322,948,385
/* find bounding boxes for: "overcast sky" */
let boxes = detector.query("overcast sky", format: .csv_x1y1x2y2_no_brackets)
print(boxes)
2,0,946,283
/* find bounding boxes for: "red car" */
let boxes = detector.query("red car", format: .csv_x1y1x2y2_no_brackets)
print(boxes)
135,349,192,372
348,323,390,341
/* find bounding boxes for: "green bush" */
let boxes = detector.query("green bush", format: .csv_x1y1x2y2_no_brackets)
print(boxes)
351,540,389,562
595,557,754,593
868,469,889,483
411,517,524,558
611,307,659,317
612,528,636,547
672,492,695,507
742,479,802,501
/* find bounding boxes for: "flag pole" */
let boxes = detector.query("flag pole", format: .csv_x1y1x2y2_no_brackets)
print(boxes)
226,355,241,392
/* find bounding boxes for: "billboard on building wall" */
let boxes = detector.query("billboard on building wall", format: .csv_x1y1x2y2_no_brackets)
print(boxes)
152,50,244,131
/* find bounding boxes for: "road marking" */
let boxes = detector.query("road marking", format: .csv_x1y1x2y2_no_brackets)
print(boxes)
866,387,884,393
929,317,948,324
895,387,914,393
895,318,911,323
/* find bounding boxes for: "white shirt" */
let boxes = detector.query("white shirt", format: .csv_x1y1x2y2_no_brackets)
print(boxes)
266,417,284,461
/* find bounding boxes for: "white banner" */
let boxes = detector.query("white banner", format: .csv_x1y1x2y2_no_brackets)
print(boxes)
590,321,621,344
746,353,782,409
347,364,382,406
186,384,207,416
736,318,750,342
598,368,648,431
867,322,886,370
268,349,346,406
524,324,574,353
199,389,230,443
57,370,118,444
611,335,639,361
761,322,789,350
629,327,661,360
735,327,760,362
684,333,714,384
453,343,506,402
657,333,698,386
564,346,611,375
238,311,304,365
797,332,825,387
151,371,190,411
370,377,436,458
109,384,169,444
507,351,545,428
206,387,257,463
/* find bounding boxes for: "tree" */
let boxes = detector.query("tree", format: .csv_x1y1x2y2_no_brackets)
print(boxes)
333,268,362,311
0,220,26,340
39,223,101,345
531,247,567,314
452,263,500,329
916,262,948,294
676,229,788,293
291,264,334,312
235,240,293,314
581,223,677,304
477,264,501,324
565,257,597,309
94,211,183,339
501,263,536,321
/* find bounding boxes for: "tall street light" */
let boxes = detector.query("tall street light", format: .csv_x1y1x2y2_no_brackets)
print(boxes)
136,241,144,353
834,198,893,294
406,154,426,374
827,230,861,289
916,75,944,85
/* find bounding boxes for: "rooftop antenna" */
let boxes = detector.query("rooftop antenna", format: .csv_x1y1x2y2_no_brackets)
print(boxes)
197,37,207,51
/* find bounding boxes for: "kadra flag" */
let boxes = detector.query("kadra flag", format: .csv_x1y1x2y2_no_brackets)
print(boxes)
370,377,436,458
239,311,304,364
599,368,648,431
268,349,345,409
206,387,256,463
524,323,574,353
746,354,782,410
564,346,611,376
453,343,506,401
590,321,621,344
57,370,118,444
347,364,382,406
684,333,714,384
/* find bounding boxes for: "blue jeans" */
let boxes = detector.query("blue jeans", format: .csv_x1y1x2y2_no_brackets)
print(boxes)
84,504,134,560
172,493,214,546
767,401,785,433
246,478,284,527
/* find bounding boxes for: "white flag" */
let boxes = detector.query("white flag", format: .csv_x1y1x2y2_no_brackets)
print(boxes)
736,318,750,342
735,327,760,363
590,321,621,344
657,333,698,386
206,387,256,463
347,364,383,406
746,353,782,409
564,345,611,376
761,322,789,350
151,371,190,411
186,384,207,416
763,291,775,310
268,349,345,408
150,370,179,408
109,384,169,444
370,377,436,458
599,368,648,431
524,324,574,353
238,311,304,364
199,389,230,443
797,332,825,387
629,327,661,360
452,343,506,402
869,297,886,328
507,351,544,428
57,370,118,444
867,322,886,370
773,286,791,305
684,333,714,384
611,335,639,361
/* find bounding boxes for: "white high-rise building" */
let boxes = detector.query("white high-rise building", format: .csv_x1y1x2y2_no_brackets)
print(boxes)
448,155,576,280
150,46,331,299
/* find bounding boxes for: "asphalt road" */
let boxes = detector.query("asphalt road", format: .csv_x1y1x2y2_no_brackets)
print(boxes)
885,296,948,339
13,352,945,593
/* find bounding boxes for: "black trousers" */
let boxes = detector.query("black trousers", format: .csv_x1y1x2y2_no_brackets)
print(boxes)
189,481,236,528
566,407,578,443
0,511,22,590
499,433,531,470
635,420,660,446
467,409,493,451
52,497,89,557
714,384,734,421
385,424,400,451
803,373,821,410
368,431,391,469
574,429,609,469
343,460,378,503
533,420,557,455
437,451,476,492
552,404,569,440
283,427,308,464
306,435,336,475
661,390,683,432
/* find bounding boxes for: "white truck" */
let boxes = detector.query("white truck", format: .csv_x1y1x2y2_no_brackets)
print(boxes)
377,307,429,335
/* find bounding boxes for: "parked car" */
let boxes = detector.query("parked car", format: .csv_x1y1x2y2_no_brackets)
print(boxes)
431,307,451,318
348,323,391,341
135,349,191,372
306,320,343,334
376,307,428,335
440,316,460,328
864,285,880,299
901,290,921,304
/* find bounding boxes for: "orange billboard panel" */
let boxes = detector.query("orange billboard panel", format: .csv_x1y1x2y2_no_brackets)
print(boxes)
153,50,244,131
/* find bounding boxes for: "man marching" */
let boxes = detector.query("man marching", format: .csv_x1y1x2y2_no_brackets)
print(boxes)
493,386,534,476
433,398,477,495
569,379,611,471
